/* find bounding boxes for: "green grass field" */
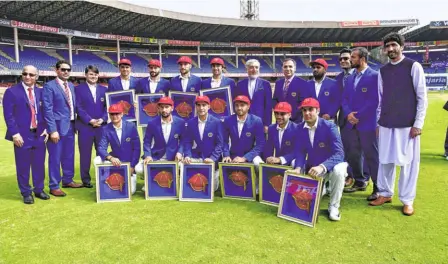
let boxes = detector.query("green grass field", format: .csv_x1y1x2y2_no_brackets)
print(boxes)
1,93,447,264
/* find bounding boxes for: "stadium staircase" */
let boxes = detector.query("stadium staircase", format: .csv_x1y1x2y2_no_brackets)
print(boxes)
137,53,152,62
94,52,117,66
223,57,237,68
38,48,65,61
0,49,14,62
262,57,275,71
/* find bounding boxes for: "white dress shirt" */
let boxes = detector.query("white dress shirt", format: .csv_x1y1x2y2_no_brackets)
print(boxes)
237,115,248,138
303,118,327,174
211,77,222,88
121,78,130,91
87,82,97,103
19,82,38,132
354,66,369,88
149,77,159,94
113,121,123,144
276,121,289,165
198,115,208,140
56,78,75,121
314,75,326,98
180,74,190,92
248,78,257,99
161,117,173,143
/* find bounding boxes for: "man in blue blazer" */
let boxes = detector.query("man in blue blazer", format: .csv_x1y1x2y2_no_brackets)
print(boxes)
184,96,223,191
43,60,82,197
201,57,236,92
222,95,265,164
306,59,341,122
272,58,308,123
342,47,379,201
294,97,347,221
75,65,108,188
255,102,298,167
135,59,170,95
3,65,49,204
233,59,272,132
96,104,141,194
107,58,139,92
170,56,202,93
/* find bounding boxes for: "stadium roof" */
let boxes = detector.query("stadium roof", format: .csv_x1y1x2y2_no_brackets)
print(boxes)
0,0,417,43
405,21,448,42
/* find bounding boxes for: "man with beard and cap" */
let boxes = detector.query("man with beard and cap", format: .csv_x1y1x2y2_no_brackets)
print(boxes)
233,59,272,133
43,60,83,197
107,58,139,92
369,32,428,216
95,104,140,194
201,57,236,91
75,65,108,188
253,102,298,167
170,56,202,93
305,59,340,123
3,65,49,204
272,58,308,123
136,59,170,95
183,95,223,191
293,97,347,221
341,47,380,201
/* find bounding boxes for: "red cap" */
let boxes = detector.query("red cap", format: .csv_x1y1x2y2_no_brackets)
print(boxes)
148,59,162,68
108,103,123,113
195,95,210,105
118,58,132,66
300,98,320,109
274,102,292,113
309,59,328,70
233,95,251,105
157,96,174,106
177,56,192,64
210,57,225,66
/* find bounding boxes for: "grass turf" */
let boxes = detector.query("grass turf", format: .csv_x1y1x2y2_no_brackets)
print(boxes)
0,93,447,264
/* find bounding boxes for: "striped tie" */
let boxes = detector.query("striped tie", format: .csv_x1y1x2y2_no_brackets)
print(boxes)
283,79,290,98
63,82,73,117
27,87,37,129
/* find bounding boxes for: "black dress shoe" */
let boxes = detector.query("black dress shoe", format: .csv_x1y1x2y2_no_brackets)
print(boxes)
83,182,93,188
34,191,50,200
367,192,379,201
344,182,368,193
23,195,34,204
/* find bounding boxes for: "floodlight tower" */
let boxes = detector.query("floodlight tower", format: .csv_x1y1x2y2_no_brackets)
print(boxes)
240,0,259,20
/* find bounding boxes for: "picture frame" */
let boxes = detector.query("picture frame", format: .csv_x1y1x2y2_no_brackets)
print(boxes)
179,163,214,202
96,162,131,203
105,90,136,122
136,93,165,127
199,85,233,120
259,164,292,206
143,161,179,200
168,91,198,121
277,171,323,228
218,162,256,201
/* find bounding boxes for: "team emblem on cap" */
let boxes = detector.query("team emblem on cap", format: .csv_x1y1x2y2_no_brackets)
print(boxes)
208,132,213,137
362,88,367,92
324,91,330,96
101,97,104,102
319,142,325,148
291,92,297,97
246,132,251,137
126,137,131,142
285,141,291,146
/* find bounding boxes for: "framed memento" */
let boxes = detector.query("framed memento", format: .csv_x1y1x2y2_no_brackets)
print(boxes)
105,90,136,122
199,86,233,120
259,164,292,206
96,163,131,203
219,162,256,201
179,163,214,202
168,91,197,121
144,162,179,200
136,93,164,127
277,171,323,228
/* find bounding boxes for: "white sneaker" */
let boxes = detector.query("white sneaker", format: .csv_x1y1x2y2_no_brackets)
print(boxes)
141,186,145,192
446,156,448,161
328,205,341,221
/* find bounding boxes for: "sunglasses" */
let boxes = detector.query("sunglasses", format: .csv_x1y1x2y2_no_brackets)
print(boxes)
60,68,71,72
339,57,350,61
22,72,36,77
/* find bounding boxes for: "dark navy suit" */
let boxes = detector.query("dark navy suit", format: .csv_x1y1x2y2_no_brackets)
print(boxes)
75,82,108,184
305,77,341,120
135,77,171,95
184,115,223,162
107,76,139,92
170,75,202,93
263,122,299,166
201,76,236,92
3,83,46,196
272,76,308,123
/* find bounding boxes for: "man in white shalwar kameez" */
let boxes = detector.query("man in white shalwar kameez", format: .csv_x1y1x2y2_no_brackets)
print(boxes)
369,32,428,216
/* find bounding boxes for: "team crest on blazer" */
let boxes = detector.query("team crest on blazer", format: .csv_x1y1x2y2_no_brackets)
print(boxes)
291,92,297,97
319,142,325,148
362,88,367,92
174,134,179,139
324,91,330,96
101,97,105,102
285,141,291,146
246,132,251,137
126,137,131,142
208,132,213,137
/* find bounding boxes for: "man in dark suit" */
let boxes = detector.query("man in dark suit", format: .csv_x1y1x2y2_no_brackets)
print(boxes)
3,65,49,204
107,58,139,92
75,65,108,188
135,59,170,95
43,60,82,197
170,56,202,93
201,57,236,91
272,58,308,123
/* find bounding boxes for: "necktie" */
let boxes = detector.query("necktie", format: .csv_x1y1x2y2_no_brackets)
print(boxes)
27,87,37,129
63,82,73,117
283,79,290,98
342,74,349,89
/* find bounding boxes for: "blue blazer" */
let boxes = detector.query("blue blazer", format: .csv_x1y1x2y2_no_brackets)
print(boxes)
143,115,186,161
184,115,223,162
335,71,349,127
98,121,141,168
234,78,272,127
305,78,341,119
294,118,344,172
107,76,139,92
3,83,46,146
342,67,379,131
263,122,299,166
42,79,76,136
75,83,108,132
222,114,265,162
170,75,202,93
135,77,171,95
272,76,308,122
201,76,236,92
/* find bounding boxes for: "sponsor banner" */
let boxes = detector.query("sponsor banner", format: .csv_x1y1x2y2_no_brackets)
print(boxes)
58,28,76,35
430,20,448,29
79,31,99,39
0,18,11,27
379,19,419,26
352,41,383,46
426,76,447,86
436,40,448,45
21,39,48,47
99,34,117,40
340,20,379,27
167,40,200,46
201,41,232,47
232,42,262,47
35,24,58,33
118,35,134,42
431,62,448,68
11,20,36,30
0,37,14,43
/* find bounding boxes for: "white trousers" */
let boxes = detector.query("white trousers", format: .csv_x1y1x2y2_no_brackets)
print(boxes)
323,162,347,209
93,156,137,195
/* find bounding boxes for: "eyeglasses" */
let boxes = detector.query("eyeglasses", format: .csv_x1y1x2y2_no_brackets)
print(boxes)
339,57,350,61
60,68,71,72
22,72,36,77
